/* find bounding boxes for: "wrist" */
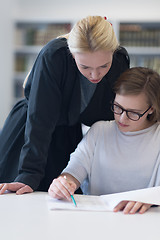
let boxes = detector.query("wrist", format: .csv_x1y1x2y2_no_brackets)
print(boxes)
61,173,80,190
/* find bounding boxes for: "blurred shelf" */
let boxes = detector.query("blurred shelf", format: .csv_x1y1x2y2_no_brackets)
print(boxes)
119,22,160,74
13,21,72,101
14,45,43,54
125,46,160,55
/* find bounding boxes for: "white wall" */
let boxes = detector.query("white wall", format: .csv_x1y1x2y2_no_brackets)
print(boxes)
13,0,160,21
0,0,14,128
0,0,160,128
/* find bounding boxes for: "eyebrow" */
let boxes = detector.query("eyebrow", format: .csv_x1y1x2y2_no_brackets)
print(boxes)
114,101,142,112
80,62,111,68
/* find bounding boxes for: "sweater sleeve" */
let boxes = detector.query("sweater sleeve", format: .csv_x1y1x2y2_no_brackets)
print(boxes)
62,122,102,184
148,152,160,187
15,47,66,190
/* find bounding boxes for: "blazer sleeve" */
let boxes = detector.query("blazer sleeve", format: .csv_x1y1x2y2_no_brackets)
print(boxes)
15,47,66,189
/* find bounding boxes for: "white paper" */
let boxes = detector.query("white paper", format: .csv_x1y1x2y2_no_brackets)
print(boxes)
47,194,108,211
47,186,160,212
101,186,160,210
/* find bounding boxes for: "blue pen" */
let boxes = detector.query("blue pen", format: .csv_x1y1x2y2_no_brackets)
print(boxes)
71,195,77,207
64,175,77,207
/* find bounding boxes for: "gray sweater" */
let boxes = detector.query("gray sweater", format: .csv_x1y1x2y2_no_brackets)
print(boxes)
63,121,160,195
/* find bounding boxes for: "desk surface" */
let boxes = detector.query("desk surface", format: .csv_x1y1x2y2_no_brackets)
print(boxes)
0,192,160,240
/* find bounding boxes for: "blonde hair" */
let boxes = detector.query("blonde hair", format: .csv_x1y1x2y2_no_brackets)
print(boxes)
67,16,119,53
114,67,160,122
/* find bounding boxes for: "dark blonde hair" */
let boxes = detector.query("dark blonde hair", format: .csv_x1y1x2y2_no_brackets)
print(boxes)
114,67,160,122
67,16,119,53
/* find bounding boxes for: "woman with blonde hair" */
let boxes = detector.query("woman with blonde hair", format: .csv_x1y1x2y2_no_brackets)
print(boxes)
0,16,129,194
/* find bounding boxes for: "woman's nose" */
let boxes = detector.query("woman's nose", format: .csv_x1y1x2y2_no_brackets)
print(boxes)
90,70,100,79
119,111,128,121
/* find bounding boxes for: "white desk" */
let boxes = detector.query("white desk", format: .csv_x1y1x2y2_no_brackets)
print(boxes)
0,192,160,240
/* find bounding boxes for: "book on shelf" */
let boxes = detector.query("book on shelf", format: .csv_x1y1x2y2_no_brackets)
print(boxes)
14,54,37,72
15,22,71,46
14,55,27,72
119,23,160,47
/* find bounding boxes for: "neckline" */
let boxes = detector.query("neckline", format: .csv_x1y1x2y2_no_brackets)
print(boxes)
115,121,158,136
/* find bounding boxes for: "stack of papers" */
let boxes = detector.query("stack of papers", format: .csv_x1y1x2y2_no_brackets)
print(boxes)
47,186,160,212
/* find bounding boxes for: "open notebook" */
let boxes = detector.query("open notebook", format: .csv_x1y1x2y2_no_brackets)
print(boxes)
47,186,160,212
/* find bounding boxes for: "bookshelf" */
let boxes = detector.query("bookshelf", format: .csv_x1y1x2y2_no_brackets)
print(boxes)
13,21,71,102
13,21,160,102
119,22,160,73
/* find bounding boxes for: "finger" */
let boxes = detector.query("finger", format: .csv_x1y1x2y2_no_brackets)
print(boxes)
60,177,74,193
127,202,143,214
0,183,18,194
49,179,71,200
123,201,136,214
113,201,129,212
48,184,65,199
49,176,76,200
139,204,152,214
48,182,64,199
16,185,33,195
0,182,24,194
69,182,77,195
0,184,10,194
61,176,77,195
57,177,77,198
0,183,5,190
56,181,72,200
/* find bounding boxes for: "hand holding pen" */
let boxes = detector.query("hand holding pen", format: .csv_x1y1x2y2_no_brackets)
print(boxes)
48,173,79,206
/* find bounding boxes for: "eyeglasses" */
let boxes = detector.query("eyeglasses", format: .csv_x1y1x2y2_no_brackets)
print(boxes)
111,103,151,121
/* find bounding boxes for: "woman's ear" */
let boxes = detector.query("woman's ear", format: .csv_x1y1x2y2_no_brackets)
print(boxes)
148,106,154,115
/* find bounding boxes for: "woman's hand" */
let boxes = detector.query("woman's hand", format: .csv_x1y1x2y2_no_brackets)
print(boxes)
0,182,33,195
48,174,79,201
113,200,152,214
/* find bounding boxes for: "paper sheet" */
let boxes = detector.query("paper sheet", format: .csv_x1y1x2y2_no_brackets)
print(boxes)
101,186,160,210
47,186,160,212
47,194,108,211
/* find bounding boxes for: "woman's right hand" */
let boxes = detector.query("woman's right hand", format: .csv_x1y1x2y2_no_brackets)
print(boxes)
48,174,78,201
0,182,33,195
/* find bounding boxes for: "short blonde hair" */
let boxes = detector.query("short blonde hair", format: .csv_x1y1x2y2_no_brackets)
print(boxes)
67,16,119,53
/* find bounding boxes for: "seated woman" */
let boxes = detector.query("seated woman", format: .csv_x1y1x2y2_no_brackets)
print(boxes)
48,67,160,214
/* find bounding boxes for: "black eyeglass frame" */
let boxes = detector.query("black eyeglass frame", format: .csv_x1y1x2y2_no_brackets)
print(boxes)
111,103,151,121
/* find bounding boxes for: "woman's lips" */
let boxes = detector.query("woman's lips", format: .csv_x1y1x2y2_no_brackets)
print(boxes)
89,79,102,84
118,122,129,128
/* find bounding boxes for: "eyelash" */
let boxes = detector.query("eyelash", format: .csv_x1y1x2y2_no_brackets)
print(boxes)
82,66,89,69
81,65,108,70
101,65,108,68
